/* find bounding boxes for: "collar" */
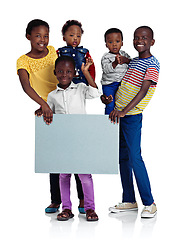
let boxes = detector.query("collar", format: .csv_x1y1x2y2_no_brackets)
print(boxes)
55,82,78,92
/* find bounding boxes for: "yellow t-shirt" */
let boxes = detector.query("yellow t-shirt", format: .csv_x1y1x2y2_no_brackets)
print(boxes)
17,46,58,102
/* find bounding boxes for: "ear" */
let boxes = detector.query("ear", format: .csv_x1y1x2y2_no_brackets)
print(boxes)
54,69,56,76
151,39,155,46
26,34,31,40
63,36,66,42
121,41,123,47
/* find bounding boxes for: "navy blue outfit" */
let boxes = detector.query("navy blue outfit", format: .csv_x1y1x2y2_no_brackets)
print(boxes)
57,46,89,85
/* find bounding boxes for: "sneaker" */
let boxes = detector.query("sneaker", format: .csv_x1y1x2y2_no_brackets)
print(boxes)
109,202,138,213
141,203,157,218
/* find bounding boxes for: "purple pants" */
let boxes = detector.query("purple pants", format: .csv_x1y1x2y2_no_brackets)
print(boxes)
59,174,95,211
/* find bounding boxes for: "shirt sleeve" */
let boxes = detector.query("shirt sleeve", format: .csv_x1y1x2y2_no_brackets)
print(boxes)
84,85,101,99
144,61,160,85
16,56,30,75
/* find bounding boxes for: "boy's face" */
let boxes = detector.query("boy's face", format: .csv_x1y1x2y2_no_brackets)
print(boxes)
54,61,75,89
133,28,155,58
63,25,82,48
26,25,49,52
106,32,123,54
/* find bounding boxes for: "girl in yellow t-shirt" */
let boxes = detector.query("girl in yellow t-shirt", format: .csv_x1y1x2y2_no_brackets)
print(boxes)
17,19,84,214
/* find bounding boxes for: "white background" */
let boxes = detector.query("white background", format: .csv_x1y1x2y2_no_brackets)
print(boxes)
1,0,180,239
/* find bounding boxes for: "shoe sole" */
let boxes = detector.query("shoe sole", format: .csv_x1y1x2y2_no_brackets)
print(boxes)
141,210,157,218
109,207,138,213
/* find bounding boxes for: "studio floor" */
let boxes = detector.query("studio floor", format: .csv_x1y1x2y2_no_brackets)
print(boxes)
1,173,179,240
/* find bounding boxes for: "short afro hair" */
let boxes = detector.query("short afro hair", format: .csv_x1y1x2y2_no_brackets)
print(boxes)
55,56,76,70
104,28,123,42
61,20,84,35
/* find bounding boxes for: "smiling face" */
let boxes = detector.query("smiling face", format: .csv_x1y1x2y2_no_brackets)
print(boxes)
133,27,155,58
26,25,49,55
54,60,75,89
105,32,123,54
63,25,82,48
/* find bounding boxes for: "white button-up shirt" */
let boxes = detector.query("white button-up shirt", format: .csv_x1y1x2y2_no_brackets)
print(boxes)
47,82,101,114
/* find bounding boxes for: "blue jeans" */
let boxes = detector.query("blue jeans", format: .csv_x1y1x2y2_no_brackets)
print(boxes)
102,82,120,115
119,114,154,206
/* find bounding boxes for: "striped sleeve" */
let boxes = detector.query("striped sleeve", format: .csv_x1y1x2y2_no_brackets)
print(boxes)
144,60,160,84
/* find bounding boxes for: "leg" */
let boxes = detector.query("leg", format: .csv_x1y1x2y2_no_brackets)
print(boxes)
102,82,120,115
45,174,61,213
74,174,85,213
50,173,61,204
59,174,72,210
74,174,84,200
119,127,136,203
78,174,95,211
78,174,98,221
121,114,154,206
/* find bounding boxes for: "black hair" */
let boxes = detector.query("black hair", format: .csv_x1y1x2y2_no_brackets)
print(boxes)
135,26,154,39
55,56,76,69
62,20,84,35
104,28,123,42
26,19,49,37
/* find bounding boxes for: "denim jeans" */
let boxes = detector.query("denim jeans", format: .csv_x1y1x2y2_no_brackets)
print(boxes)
119,114,154,206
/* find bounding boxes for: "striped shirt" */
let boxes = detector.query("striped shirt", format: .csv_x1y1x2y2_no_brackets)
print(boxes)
115,56,160,115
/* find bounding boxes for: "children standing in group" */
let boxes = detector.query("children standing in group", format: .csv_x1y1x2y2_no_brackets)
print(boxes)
101,28,131,115
108,26,160,218
16,19,84,215
42,55,100,221
57,20,95,85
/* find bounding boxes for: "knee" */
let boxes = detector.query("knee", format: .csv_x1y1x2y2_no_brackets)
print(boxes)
78,174,92,184
60,174,71,181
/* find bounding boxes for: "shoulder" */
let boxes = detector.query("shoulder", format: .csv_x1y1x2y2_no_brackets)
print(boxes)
17,55,29,72
47,45,57,57
101,52,114,60
149,56,160,69
119,50,131,59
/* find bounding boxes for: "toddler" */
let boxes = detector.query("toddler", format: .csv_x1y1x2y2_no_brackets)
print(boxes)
57,20,95,85
101,28,130,114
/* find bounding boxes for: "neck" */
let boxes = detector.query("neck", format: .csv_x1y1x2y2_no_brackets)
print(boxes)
139,50,152,59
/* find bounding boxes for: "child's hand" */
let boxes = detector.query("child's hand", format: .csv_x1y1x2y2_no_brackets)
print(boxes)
109,109,125,124
100,94,113,105
35,107,43,117
81,57,93,73
117,56,130,65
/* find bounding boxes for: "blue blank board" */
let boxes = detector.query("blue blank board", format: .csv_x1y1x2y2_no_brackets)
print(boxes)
35,114,119,174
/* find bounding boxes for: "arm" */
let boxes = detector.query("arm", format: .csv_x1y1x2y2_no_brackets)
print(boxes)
18,69,53,124
86,51,95,81
112,54,130,68
81,58,97,88
109,80,152,123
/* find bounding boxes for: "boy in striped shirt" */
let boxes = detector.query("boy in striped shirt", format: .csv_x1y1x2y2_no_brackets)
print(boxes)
108,26,160,218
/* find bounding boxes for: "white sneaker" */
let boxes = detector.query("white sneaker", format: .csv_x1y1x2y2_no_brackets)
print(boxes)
141,203,157,218
109,202,138,213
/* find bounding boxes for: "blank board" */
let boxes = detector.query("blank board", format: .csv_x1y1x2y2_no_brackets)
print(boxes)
35,114,119,174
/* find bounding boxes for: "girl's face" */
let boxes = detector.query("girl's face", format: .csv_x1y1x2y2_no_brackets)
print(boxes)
106,32,123,54
63,25,82,48
54,61,75,89
26,25,49,53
